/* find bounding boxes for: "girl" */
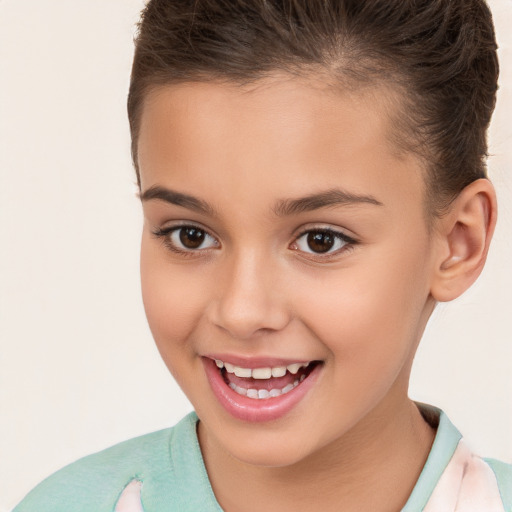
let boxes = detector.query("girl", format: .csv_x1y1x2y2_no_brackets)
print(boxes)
11,1,512,510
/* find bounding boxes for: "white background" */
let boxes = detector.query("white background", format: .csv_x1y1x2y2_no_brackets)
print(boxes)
0,1,511,509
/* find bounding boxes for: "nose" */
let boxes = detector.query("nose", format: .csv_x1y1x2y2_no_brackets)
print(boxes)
208,250,291,340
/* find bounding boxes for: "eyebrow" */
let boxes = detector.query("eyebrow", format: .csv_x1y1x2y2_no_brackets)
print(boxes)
140,185,216,216
140,185,383,217
273,188,383,216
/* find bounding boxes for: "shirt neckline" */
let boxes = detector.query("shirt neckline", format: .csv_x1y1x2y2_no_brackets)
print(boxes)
174,404,461,512
401,403,462,511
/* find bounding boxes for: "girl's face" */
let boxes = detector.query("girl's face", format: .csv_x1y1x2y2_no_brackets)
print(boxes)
138,77,438,467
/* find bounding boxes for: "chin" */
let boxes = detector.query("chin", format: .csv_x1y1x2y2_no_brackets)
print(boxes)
209,421,322,468
230,440,312,468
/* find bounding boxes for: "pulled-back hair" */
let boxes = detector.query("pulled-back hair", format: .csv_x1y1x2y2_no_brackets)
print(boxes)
128,0,499,216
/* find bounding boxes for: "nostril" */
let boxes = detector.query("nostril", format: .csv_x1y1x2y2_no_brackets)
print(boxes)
205,259,293,340
210,294,292,340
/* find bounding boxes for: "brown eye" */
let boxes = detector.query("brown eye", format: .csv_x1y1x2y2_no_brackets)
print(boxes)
179,227,206,249
294,228,353,256
154,225,218,252
306,231,336,253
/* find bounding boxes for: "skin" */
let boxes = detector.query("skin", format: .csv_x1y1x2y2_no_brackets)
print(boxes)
137,76,496,512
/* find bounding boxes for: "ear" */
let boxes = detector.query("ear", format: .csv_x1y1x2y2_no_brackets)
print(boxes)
430,179,497,302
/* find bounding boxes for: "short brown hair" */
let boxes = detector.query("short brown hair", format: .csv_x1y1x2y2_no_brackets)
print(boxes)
128,0,499,216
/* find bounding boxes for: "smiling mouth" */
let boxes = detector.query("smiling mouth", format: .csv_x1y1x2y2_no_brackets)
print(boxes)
215,359,321,400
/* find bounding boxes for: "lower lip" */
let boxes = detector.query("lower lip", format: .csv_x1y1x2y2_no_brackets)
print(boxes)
202,358,322,423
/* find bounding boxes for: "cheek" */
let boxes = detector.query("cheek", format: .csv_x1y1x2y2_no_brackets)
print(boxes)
293,243,432,372
140,233,205,365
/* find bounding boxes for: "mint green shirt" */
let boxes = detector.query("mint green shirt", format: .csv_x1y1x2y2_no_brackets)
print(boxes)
14,408,512,511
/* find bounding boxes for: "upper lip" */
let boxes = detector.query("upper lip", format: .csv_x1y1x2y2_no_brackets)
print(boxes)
203,354,317,369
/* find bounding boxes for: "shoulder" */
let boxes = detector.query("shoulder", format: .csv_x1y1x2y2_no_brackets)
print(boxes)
13,426,175,512
485,458,512,510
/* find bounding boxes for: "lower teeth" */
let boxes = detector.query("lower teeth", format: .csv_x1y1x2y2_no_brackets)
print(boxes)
228,374,306,400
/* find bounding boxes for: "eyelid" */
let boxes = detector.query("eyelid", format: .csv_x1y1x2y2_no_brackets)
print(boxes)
151,220,357,259
290,224,358,258
292,223,358,243
154,219,214,233
152,221,220,255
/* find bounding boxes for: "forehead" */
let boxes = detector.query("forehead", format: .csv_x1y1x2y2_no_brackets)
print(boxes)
138,77,397,166
137,77,425,218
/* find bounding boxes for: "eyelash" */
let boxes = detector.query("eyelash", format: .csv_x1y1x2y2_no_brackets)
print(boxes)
291,227,358,260
152,224,358,259
152,224,219,257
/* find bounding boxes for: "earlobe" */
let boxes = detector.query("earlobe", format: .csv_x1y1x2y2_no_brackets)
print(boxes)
430,179,497,302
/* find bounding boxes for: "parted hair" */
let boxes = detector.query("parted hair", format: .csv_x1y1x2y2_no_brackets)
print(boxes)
128,0,499,216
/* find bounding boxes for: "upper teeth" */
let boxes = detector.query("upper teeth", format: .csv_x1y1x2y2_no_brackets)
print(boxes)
215,359,309,379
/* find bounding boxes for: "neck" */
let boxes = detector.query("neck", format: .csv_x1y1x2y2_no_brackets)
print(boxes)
199,398,435,512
